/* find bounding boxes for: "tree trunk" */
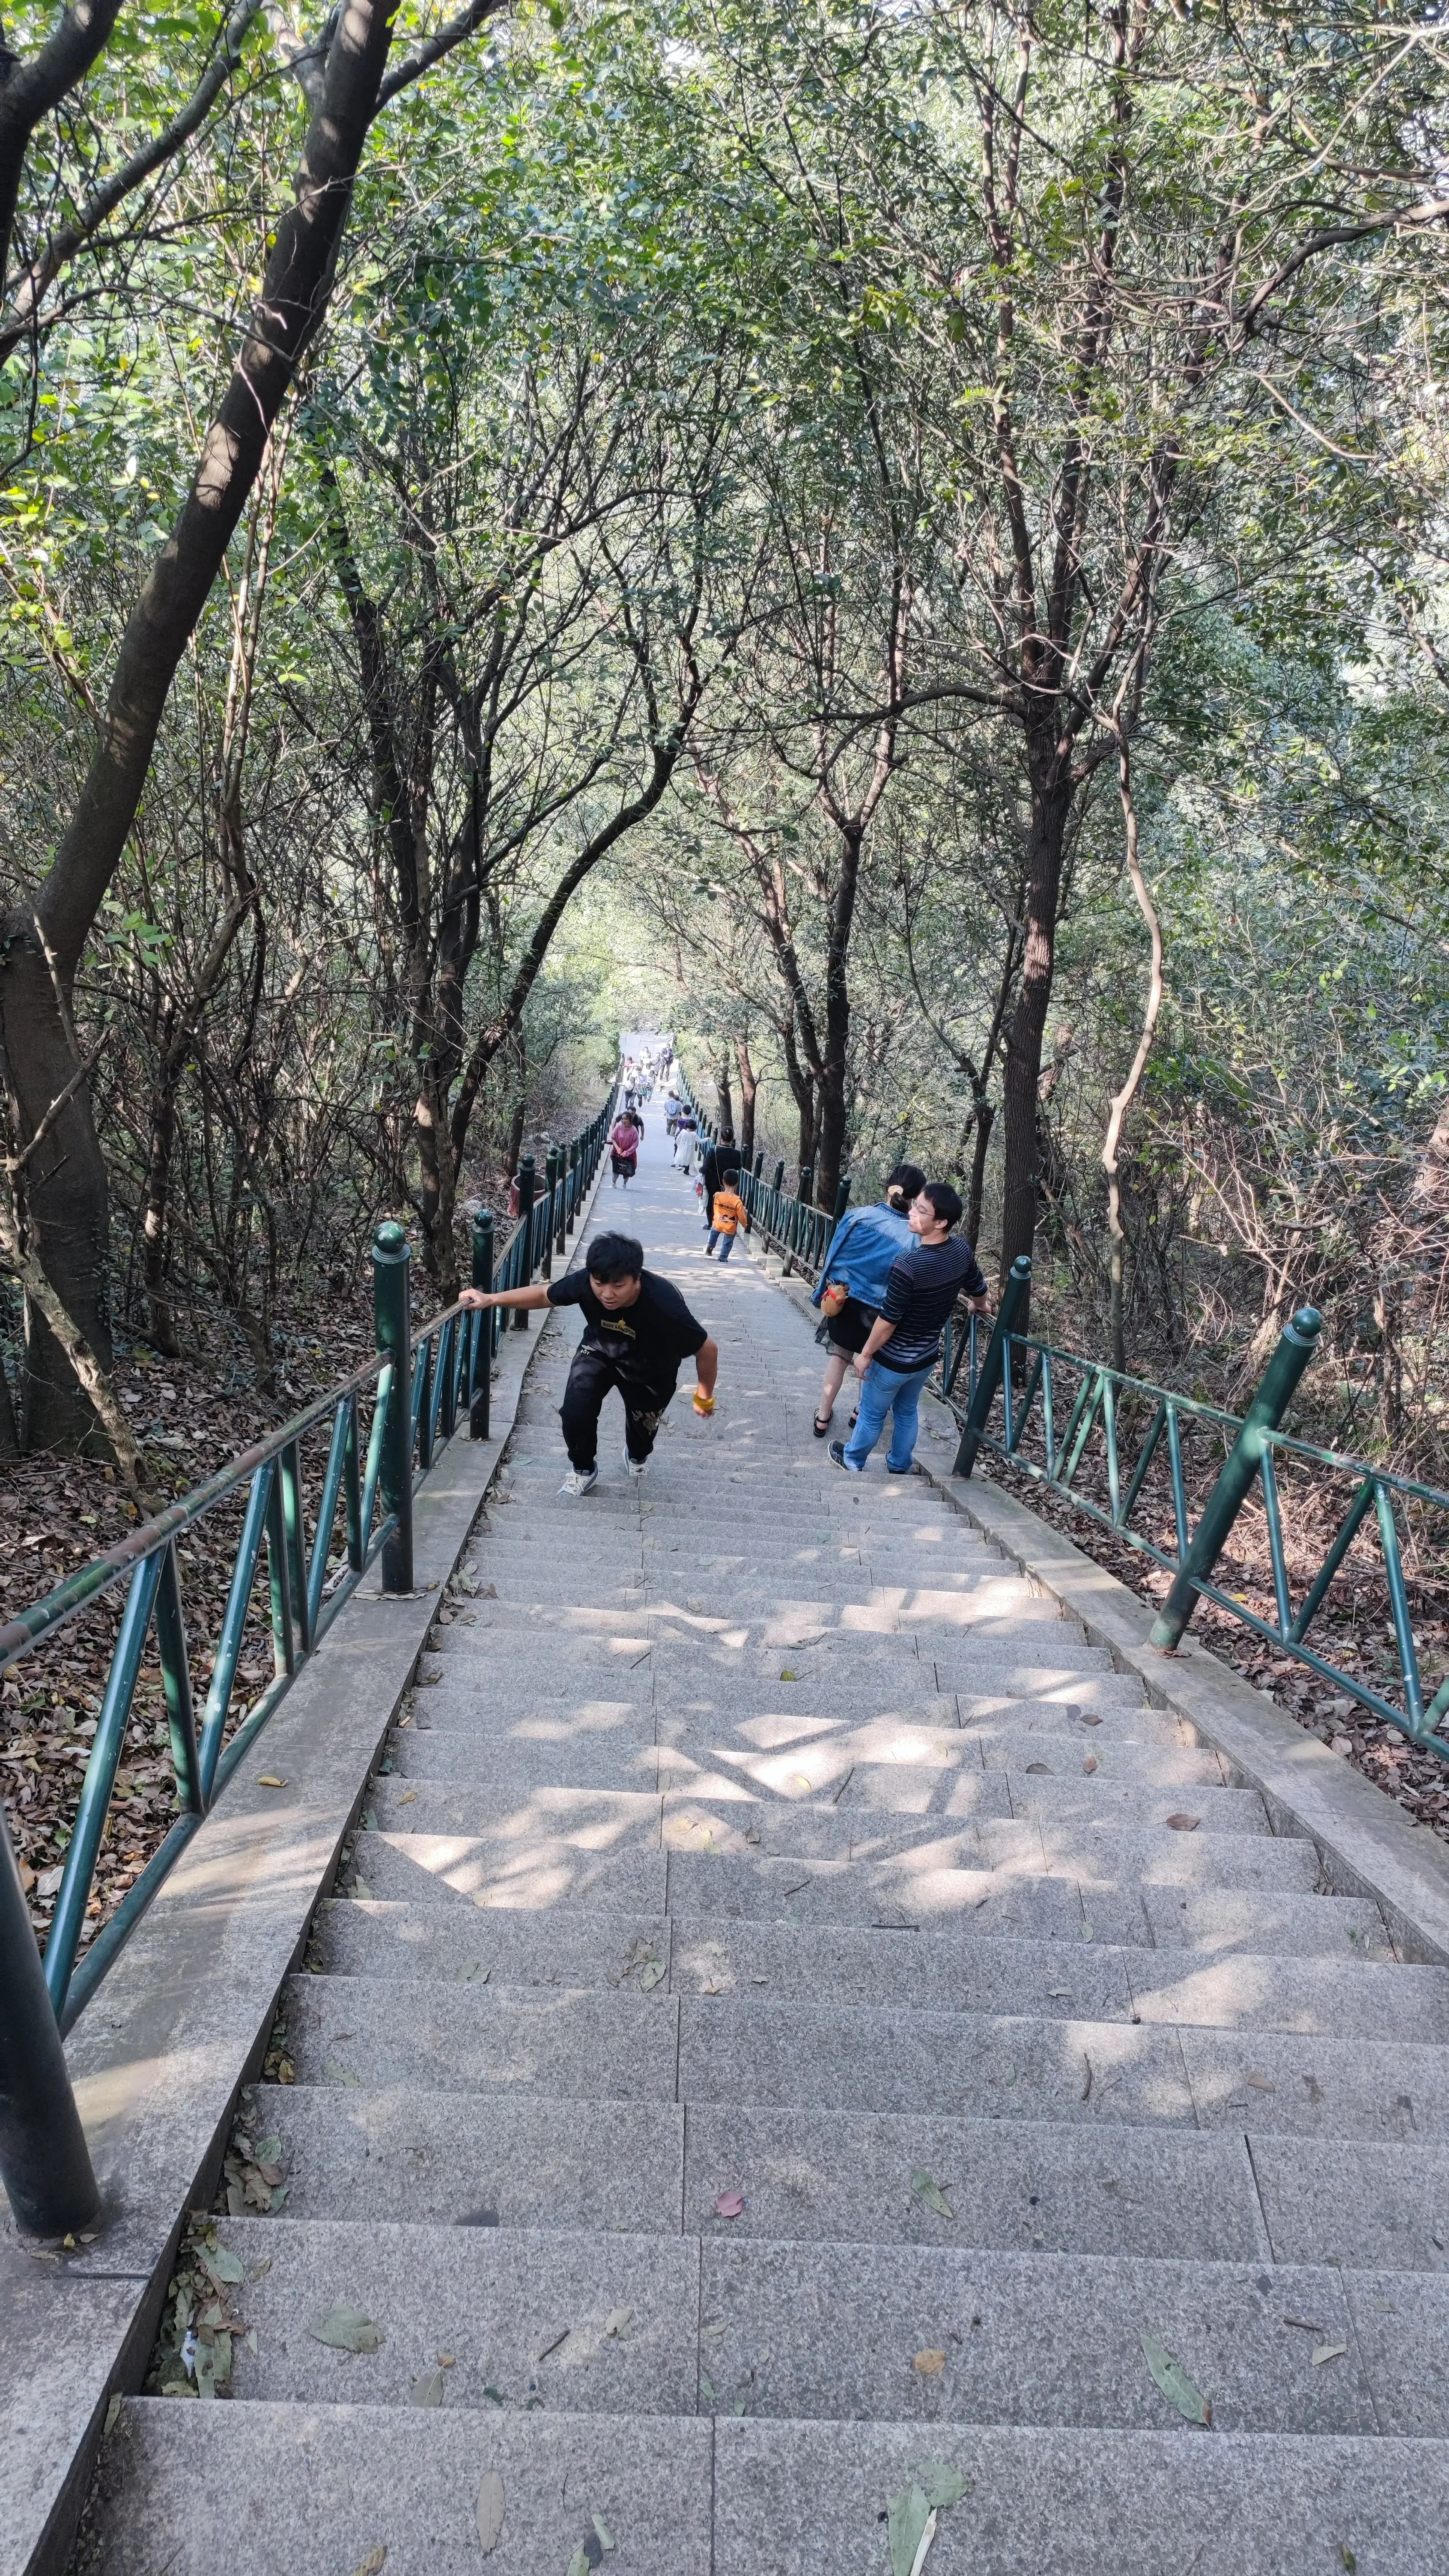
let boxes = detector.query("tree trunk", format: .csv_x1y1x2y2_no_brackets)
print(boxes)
503,1032,527,1180
734,1036,757,1163
967,1100,994,1255
780,1015,816,1172
998,768,1073,1304
0,0,396,1440
140,1046,183,1357
0,921,113,1449
813,823,862,1211
714,1058,734,1137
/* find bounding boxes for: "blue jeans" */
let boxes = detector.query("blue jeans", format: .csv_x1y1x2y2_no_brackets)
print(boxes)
706,1229,734,1260
842,1359,934,1471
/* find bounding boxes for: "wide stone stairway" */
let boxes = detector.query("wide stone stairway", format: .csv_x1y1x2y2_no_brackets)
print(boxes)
84,1125,1449,2571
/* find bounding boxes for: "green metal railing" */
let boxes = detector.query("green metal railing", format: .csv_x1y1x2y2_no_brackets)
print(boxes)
675,1068,848,1277
0,1088,615,2235
939,1256,1449,1756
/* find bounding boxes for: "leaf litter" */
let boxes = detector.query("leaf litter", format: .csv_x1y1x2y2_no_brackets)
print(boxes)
476,2469,505,2553
307,2299,384,2354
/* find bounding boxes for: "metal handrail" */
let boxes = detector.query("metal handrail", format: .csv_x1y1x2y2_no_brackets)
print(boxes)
0,1089,617,2066
938,1259,1449,1755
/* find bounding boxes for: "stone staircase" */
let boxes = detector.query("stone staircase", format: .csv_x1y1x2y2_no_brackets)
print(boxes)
79,1134,1449,2572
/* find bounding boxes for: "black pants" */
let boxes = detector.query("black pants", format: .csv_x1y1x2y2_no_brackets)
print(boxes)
560,1348,677,1470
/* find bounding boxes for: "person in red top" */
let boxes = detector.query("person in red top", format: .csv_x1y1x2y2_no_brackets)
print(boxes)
609,1112,641,1186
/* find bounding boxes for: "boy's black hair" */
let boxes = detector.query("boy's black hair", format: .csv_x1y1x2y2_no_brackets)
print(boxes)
585,1231,645,1283
920,1180,963,1231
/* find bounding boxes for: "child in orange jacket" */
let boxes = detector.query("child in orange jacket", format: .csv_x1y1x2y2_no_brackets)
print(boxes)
705,1184,748,1263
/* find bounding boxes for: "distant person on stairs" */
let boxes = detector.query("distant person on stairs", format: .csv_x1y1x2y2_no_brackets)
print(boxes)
809,1161,924,1439
460,1231,719,1496
830,1181,989,1478
700,1127,741,1228
609,1109,641,1185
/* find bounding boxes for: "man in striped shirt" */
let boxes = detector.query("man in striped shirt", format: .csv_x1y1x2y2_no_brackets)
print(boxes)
830,1181,990,1476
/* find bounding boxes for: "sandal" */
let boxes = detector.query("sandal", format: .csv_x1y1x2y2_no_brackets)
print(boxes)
813,1414,833,1437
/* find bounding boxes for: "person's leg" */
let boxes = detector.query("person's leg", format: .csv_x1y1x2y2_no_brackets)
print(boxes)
717,1234,733,1262
706,1228,721,1255
842,1366,893,1470
621,1377,677,1465
884,1363,934,1471
559,1348,615,1471
816,1348,848,1428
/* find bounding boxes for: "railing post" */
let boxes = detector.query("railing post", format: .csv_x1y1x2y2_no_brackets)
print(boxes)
555,1145,568,1256
0,1805,100,2236
1151,1306,1323,1650
784,1163,812,1279
953,1254,1032,1478
513,1155,536,1329
373,1220,414,1592
540,1148,560,1281
469,1210,494,1440
753,1150,764,1178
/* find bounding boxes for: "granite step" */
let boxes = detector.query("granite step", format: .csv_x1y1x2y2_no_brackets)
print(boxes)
84,2401,714,2575
253,2080,684,2230
214,2215,698,2414
282,1973,679,2098
308,1895,672,1991
340,1831,668,1913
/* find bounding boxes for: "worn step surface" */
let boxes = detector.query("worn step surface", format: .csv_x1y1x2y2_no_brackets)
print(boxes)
87,1114,1449,2573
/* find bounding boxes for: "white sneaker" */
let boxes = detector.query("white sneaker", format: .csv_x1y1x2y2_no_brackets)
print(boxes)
558,1465,599,1497
624,1451,647,1480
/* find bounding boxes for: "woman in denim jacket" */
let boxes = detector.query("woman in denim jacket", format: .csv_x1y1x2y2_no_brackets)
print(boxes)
809,1163,924,1436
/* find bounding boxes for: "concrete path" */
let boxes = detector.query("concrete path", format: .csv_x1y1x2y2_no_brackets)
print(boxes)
82,1124,1449,2571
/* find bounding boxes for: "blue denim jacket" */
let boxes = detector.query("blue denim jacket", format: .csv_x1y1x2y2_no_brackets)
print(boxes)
810,1201,914,1311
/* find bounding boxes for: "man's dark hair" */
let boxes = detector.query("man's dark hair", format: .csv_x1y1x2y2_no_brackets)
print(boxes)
885,1162,926,1208
585,1232,644,1283
719,1127,735,1144
921,1180,963,1232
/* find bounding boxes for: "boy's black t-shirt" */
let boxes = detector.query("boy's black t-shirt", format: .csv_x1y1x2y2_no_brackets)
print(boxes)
547,1267,708,1386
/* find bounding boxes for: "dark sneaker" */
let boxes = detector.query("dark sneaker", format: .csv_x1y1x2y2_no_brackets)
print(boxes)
829,1441,862,1474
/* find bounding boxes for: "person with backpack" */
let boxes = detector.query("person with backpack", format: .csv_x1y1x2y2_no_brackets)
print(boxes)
705,1178,748,1261
808,1163,924,1438
830,1180,990,1477
609,1107,641,1186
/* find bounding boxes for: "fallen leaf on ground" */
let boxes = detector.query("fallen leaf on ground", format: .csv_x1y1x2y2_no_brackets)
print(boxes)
204,2246,244,2285
1245,2072,1276,2093
1047,1987,1072,1999
793,1773,813,1789
910,2170,954,2221
408,2367,445,2405
256,1776,286,1789
351,2549,387,2576
1024,1761,1051,1775
603,2307,633,2340
1313,2342,1349,2366
715,2188,745,2218
1140,2327,1210,2425
591,2513,616,2551
399,1790,416,1805
639,1961,665,1992
1165,1814,1200,1832
1080,1713,1102,1726
476,2469,505,2553
1082,1755,1098,1774
779,1669,798,1681
307,2300,384,2354
912,2349,946,2375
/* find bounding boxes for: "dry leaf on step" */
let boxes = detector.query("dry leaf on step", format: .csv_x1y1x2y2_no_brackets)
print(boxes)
350,2550,387,2576
912,2348,946,2375
1082,1756,1098,1774
408,2368,444,2405
910,2170,954,2221
307,2300,383,2353
715,2188,745,2218
1166,1813,1200,1832
476,2469,505,2553
1313,2341,1349,2366
1140,2327,1210,2425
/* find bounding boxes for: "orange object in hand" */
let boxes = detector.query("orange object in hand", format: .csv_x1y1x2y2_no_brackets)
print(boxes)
692,1390,716,1416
